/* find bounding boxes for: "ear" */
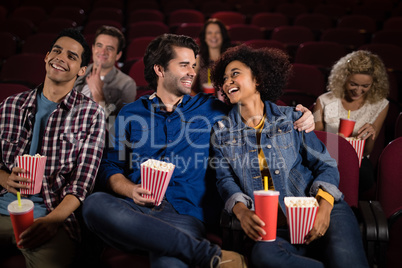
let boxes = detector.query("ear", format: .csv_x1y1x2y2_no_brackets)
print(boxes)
116,51,122,62
153,64,164,78
77,66,87,77
44,52,50,63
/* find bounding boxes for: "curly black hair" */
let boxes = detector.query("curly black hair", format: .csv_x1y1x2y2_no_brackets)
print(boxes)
211,45,291,102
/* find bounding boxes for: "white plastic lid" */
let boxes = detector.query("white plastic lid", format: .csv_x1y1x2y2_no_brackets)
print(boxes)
253,190,280,196
7,199,34,215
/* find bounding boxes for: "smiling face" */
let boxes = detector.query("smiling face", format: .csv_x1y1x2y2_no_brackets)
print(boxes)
92,34,122,70
205,23,223,50
344,73,373,102
44,36,86,84
222,60,259,104
159,46,196,97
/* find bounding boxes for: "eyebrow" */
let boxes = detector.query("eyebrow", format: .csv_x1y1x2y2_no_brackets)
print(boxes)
52,44,80,59
225,67,241,75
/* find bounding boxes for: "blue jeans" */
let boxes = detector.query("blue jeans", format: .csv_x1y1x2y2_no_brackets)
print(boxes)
251,200,369,268
82,192,221,268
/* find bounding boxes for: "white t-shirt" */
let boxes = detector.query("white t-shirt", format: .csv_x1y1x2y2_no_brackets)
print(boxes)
317,92,389,136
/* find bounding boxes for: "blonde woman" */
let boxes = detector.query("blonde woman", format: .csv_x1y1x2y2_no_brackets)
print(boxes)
313,50,389,196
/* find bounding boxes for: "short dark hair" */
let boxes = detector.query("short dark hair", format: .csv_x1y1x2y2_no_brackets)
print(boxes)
144,34,199,91
94,25,126,53
211,45,291,102
49,28,91,67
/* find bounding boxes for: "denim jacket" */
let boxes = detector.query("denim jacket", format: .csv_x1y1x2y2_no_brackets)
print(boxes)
211,101,342,215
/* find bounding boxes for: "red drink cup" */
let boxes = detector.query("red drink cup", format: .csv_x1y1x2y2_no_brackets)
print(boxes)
338,118,356,137
7,199,34,247
202,83,215,94
254,190,280,241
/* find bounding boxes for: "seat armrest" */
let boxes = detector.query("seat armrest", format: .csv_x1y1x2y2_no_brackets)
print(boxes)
370,201,389,268
369,201,389,243
220,209,242,230
358,201,378,241
358,200,389,268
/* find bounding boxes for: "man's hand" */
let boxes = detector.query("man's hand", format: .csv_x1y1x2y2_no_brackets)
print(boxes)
131,184,156,207
86,63,105,103
18,217,60,249
294,104,315,133
0,167,30,194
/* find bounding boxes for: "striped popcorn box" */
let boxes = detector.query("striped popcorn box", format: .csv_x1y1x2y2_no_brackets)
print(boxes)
285,197,319,244
346,138,366,167
141,159,175,206
17,154,47,195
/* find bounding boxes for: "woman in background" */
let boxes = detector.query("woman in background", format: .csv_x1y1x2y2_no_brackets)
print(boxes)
313,50,389,197
193,18,233,100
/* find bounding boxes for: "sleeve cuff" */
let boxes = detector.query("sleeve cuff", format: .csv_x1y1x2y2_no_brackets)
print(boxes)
316,188,334,207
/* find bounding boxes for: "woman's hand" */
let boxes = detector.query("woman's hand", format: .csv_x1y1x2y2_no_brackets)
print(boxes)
357,123,376,140
305,198,332,245
233,202,266,241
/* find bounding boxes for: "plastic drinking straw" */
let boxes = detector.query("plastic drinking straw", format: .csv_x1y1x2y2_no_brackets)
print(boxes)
264,176,268,191
17,191,21,207
347,110,350,119
207,68,211,85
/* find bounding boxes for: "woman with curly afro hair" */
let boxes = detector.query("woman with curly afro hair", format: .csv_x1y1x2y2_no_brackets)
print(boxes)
313,50,389,197
210,45,368,268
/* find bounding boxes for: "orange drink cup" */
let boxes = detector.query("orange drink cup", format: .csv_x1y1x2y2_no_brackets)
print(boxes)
253,190,280,241
8,199,34,247
141,159,175,206
338,118,356,137
285,197,319,244
17,154,47,195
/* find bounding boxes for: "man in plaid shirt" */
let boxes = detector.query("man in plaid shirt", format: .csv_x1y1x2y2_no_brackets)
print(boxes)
0,28,106,267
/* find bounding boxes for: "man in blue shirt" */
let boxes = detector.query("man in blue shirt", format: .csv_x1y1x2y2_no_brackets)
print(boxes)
83,34,314,267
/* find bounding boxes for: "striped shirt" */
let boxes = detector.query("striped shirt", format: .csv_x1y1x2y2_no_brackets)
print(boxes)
0,85,106,241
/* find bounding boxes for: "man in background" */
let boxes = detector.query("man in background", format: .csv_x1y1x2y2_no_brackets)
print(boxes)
75,25,137,119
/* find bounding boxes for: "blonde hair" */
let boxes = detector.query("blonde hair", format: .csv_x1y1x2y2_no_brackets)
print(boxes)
327,50,389,103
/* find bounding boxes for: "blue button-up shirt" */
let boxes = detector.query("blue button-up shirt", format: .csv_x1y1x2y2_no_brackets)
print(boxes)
98,93,229,222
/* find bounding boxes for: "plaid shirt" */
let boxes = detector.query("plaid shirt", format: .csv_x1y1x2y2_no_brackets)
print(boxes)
0,85,106,241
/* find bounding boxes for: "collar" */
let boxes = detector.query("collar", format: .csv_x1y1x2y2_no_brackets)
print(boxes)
148,92,191,112
227,101,287,131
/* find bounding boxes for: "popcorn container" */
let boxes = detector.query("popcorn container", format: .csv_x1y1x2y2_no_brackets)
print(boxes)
254,190,280,241
8,199,34,247
285,197,319,244
346,138,366,167
17,155,47,195
141,159,175,206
